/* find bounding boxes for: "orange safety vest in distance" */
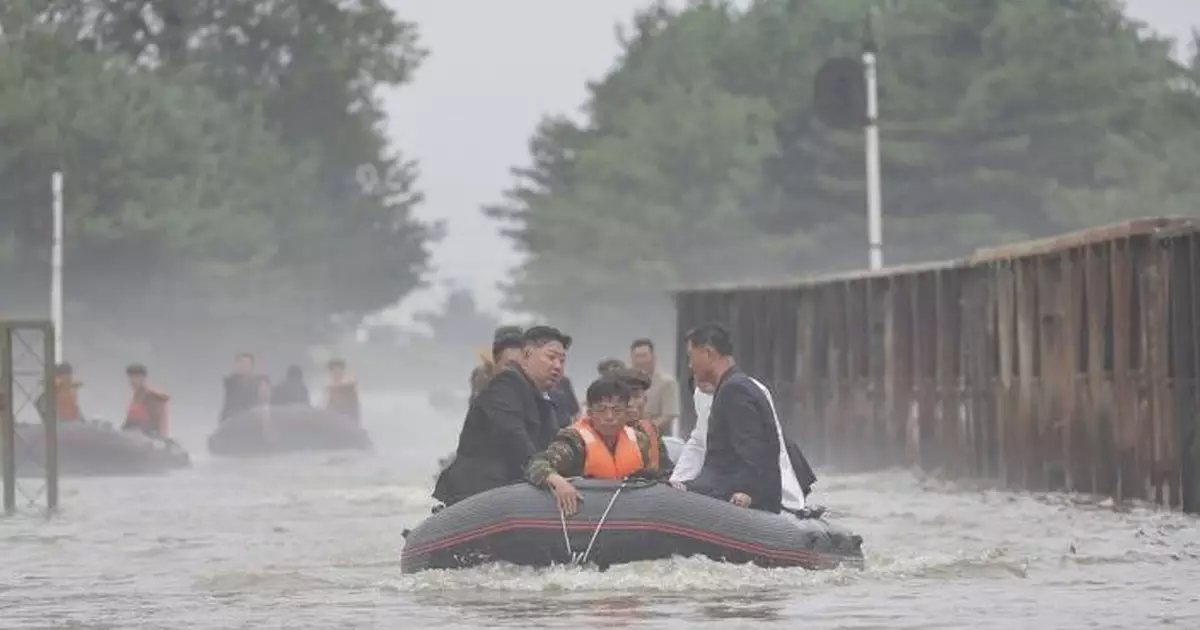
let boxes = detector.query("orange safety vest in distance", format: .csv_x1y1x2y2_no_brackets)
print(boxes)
55,376,83,421
127,389,169,436
637,419,661,470
572,419,645,480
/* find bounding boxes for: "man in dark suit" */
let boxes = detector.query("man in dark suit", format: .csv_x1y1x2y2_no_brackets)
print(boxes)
433,325,571,506
682,322,782,513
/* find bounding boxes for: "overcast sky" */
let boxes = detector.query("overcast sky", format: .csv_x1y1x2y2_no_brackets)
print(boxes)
380,0,1200,324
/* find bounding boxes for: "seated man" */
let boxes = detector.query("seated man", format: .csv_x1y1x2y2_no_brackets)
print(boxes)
682,322,785,513
613,367,674,474
526,377,677,516
434,325,570,506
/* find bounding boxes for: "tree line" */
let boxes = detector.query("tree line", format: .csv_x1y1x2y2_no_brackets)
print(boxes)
0,0,436,380
489,0,1200,361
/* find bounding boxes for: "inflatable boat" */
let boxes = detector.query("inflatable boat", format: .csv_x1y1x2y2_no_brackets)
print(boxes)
2,420,190,476
400,478,864,573
207,403,371,457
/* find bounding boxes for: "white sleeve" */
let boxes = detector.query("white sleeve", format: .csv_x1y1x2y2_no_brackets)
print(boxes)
670,390,711,482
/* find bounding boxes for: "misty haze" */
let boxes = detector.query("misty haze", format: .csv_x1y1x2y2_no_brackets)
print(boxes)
3,1,1200,628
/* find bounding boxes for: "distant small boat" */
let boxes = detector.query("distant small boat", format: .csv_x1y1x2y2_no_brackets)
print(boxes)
2,420,190,477
207,403,372,457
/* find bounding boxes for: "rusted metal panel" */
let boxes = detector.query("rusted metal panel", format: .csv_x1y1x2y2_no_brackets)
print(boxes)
971,217,1197,263
670,218,1200,513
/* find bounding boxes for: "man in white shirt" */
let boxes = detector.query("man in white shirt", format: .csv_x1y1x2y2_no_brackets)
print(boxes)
671,375,809,512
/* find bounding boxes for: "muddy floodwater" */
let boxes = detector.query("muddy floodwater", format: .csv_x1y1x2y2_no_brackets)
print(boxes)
2,394,1199,629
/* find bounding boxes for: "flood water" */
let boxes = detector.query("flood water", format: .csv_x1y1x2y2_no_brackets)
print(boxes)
2,393,1199,629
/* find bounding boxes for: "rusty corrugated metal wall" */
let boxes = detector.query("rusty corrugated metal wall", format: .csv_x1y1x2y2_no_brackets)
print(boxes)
673,218,1200,512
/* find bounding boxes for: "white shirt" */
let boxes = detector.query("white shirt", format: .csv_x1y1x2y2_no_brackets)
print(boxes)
669,389,711,482
670,378,805,510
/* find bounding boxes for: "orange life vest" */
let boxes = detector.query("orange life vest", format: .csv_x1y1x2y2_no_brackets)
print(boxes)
326,379,360,424
54,375,83,421
572,419,645,480
127,388,169,436
637,419,661,470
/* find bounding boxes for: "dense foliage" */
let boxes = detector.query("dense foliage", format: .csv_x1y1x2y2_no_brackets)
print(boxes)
0,1,436,379
490,0,1200,354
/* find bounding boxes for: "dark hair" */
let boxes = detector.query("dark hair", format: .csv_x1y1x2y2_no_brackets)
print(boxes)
522,325,572,350
285,365,303,379
630,338,654,352
493,325,524,341
685,322,734,356
126,363,148,376
492,334,524,359
596,358,625,376
614,367,651,392
54,362,73,375
585,376,631,406
327,358,346,369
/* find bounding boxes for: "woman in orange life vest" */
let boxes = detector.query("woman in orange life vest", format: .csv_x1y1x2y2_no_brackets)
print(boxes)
36,362,85,422
325,358,360,424
123,363,170,437
525,377,680,516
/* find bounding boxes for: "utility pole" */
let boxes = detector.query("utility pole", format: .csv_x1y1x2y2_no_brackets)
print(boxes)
863,10,883,270
813,7,886,271
51,171,64,362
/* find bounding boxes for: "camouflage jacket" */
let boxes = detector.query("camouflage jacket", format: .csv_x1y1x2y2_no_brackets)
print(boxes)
525,423,675,487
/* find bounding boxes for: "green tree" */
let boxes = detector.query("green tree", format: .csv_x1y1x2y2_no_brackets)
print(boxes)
0,10,316,359
59,0,438,331
491,0,1200,358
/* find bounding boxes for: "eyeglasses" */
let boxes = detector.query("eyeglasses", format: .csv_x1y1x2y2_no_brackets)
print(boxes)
590,404,628,416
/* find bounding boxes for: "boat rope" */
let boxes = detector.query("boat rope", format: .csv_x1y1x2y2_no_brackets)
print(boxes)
557,481,627,566
579,481,625,566
558,504,573,560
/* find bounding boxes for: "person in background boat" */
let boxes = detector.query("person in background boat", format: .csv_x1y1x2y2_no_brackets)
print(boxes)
271,365,311,407
670,374,715,484
123,363,169,437
434,325,570,507
470,325,525,400
325,358,360,424
37,362,85,422
526,377,678,516
613,367,673,474
680,322,783,513
219,352,270,422
630,338,680,435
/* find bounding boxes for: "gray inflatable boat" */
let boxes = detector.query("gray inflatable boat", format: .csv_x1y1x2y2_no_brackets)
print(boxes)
401,478,864,573
207,403,372,457
3,420,190,477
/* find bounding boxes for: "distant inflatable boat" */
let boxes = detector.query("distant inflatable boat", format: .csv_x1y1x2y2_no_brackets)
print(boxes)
2,420,190,476
207,404,371,457
400,478,864,573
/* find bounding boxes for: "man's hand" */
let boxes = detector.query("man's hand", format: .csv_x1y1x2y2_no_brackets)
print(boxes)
730,492,752,508
547,474,582,516
668,481,686,490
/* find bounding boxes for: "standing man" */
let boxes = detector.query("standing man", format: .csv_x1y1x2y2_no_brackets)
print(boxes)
433,325,571,506
630,338,679,435
219,352,270,422
681,323,781,513
123,363,170,437
470,325,525,400
325,358,361,425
